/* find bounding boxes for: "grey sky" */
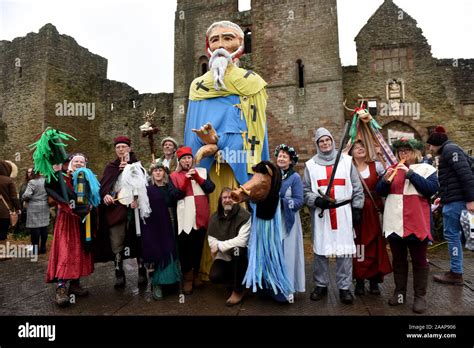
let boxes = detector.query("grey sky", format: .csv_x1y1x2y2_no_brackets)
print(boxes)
1,0,473,94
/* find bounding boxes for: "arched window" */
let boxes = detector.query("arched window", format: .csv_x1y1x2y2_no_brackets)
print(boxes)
296,59,304,89
198,55,209,76
244,29,252,54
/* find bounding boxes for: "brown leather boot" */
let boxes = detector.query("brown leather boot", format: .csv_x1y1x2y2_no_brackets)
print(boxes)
55,285,70,307
388,261,408,306
433,271,463,286
193,271,204,289
413,267,429,314
182,271,194,295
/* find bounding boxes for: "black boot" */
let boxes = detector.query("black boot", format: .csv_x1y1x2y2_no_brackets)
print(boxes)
114,253,126,289
339,289,354,304
310,286,327,301
413,267,429,314
368,280,381,295
137,259,148,287
388,261,408,306
355,279,365,296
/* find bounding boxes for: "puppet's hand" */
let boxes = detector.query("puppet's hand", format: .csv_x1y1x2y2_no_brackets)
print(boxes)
192,123,219,144
195,144,218,164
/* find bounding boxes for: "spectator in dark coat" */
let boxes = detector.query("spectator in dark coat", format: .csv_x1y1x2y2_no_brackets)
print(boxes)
428,126,474,285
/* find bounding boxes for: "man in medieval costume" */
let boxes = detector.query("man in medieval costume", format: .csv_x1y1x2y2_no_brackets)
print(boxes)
184,20,269,280
208,187,251,306
168,146,215,294
158,136,179,172
303,127,364,305
95,136,145,289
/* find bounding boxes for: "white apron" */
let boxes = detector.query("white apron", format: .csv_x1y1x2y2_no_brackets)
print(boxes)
306,154,355,256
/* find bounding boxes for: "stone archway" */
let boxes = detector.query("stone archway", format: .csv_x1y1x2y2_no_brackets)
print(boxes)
382,120,422,145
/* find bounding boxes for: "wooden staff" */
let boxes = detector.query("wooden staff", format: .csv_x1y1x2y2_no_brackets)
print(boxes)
387,158,406,183
140,108,159,163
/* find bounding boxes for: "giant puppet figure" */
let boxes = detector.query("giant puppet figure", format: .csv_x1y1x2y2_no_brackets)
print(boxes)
184,20,270,279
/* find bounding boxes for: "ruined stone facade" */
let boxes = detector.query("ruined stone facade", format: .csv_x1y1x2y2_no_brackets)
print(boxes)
0,24,174,179
1,0,472,184
343,0,473,150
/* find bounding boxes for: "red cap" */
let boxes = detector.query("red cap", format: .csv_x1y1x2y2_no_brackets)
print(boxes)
176,146,193,160
114,136,131,146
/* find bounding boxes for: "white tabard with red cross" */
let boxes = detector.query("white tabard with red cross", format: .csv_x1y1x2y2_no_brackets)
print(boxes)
306,154,355,256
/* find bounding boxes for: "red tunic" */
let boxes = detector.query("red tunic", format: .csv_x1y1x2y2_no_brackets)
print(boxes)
353,162,392,281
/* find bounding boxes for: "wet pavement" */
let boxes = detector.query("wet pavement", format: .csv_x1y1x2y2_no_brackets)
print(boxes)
0,238,473,316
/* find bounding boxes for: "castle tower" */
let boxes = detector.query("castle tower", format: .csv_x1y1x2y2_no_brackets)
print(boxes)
173,0,345,162
251,0,345,161
343,0,473,148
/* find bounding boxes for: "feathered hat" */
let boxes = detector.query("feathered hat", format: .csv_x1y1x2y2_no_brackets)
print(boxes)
29,127,76,182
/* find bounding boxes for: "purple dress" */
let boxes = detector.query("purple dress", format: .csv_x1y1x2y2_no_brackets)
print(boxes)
140,184,181,285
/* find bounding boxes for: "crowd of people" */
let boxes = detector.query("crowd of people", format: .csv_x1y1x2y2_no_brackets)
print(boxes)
0,21,473,315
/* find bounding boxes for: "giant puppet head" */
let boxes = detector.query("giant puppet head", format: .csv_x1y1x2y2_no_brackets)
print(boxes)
205,21,245,91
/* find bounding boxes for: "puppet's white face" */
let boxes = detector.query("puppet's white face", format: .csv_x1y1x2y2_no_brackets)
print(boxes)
208,26,242,54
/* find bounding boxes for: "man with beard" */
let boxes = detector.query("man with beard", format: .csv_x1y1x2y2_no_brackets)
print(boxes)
184,20,269,280
95,136,146,289
168,146,215,295
208,187,251,306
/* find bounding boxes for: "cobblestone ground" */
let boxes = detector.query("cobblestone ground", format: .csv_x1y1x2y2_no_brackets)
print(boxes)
0,237,473,316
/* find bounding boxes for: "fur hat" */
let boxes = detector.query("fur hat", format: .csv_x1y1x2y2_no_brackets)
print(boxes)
114,135,131,147
427,126,448,146
161,136,178,149
176,146,193,160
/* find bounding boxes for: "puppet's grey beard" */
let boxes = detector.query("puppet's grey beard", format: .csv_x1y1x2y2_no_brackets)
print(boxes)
209,48,232,91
